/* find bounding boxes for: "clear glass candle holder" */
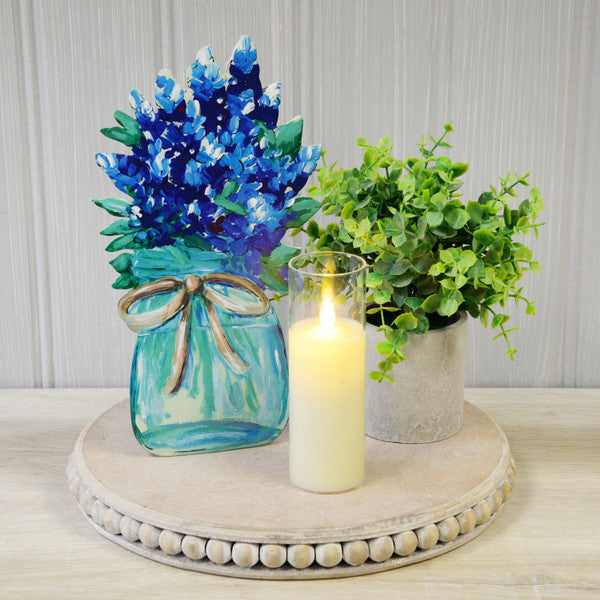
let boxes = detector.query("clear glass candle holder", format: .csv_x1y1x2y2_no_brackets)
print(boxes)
288,251,367,493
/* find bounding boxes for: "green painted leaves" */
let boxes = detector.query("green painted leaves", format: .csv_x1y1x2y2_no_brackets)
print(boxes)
93,197,131,217
287,197,321,227
101,110,142,147
275,117,303,159
213,180,247,215
259,244,301,294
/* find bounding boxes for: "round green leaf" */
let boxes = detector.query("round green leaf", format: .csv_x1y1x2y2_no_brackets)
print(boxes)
445,208,469,229
394,312,418,330
426,211,444,227
376,341,395,355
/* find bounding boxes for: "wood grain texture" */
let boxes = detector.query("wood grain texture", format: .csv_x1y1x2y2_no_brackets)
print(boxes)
0,0,599,387
1,388,599,597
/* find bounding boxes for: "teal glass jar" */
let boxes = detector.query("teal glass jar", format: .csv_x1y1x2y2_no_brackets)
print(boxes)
122,247,288,456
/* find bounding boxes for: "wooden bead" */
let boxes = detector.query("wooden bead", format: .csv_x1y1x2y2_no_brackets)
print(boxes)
287,544,315,569
71,478,81,497
232,542,259,568
119,516,141,542
90,500,107,527
437,517,459,543
181,535,206,560
487,490,503,514
474,501,491,525
508,464,516,485
368,536,394,562
138,523,161,548
103,508,123,535
315,543,342,568
393,530,418,556
501,480,512,501
457,509,477,534
206,539,232,564
416,524,439,550
342,540,369,566
259,544,286,568
78,488,95,516
159,530,183,555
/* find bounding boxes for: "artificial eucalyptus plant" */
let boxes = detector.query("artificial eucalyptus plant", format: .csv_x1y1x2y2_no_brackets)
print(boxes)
300,123,544,381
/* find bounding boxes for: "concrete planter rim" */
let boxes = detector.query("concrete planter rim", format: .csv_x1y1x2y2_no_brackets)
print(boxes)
366,311,468,338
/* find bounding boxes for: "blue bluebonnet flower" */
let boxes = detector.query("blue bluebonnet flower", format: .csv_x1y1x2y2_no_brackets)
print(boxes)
95,36,320,289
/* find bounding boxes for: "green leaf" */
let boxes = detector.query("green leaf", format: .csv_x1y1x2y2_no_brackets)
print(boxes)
451,162,469,177
306,220,320,238
394,312,418,330
416,215,427,238
463,296,480,318
404,297,422,310
440,278,457,291
369,371,384,382
428,262,445,277
439,297,459,316
376,341,395,355
266,245,301,268
421,293,442,312
100,220,131,236
220,180,237,198
256,120,277,146
356,137,368,147
430,191,447,210
93,197,131,217
213,192,248,217
101,126,139,147
478,191,495,205
473,228,495,248
390,258,411,275
109,252,132,273
112,273,133,289
114,110,141,140
366,272,384,288
526,303,536,315
276,117,303,159
374,290,392,304
259,264,288,294
445,208,469,229
435,156,452,171
183,235,212,251
466,201,484,224
492,313,508,329
287,196,321,227
426,211,444,227
105,232,137,252
341,200,355,219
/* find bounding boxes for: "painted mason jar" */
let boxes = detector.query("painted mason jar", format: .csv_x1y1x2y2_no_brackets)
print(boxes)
119,249,288,456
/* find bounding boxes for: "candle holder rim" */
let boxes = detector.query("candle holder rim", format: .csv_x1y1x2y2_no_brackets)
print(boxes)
288,251,368,278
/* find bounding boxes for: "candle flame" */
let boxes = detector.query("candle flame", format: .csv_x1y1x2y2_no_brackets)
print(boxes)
320,287,336,331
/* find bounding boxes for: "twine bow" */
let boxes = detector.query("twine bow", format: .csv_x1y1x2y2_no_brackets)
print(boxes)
118,273,269,395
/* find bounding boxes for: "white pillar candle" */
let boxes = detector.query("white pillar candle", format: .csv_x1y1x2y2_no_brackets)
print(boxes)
289,293,366,493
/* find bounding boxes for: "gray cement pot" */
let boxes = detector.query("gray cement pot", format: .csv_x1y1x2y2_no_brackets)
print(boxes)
366,312,468,443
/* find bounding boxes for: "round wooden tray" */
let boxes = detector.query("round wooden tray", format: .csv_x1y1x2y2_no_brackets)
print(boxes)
67,400,515,579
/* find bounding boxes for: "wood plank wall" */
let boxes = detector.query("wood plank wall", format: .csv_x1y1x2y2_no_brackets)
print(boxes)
1,0,598,388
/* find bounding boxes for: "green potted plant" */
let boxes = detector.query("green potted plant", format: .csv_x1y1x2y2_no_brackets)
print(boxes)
299,123,543,442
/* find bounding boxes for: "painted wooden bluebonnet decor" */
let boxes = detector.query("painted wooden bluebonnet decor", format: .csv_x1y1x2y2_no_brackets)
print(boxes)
94,36,320,456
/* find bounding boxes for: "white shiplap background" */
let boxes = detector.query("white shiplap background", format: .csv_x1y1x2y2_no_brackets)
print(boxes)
1,0,598,389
